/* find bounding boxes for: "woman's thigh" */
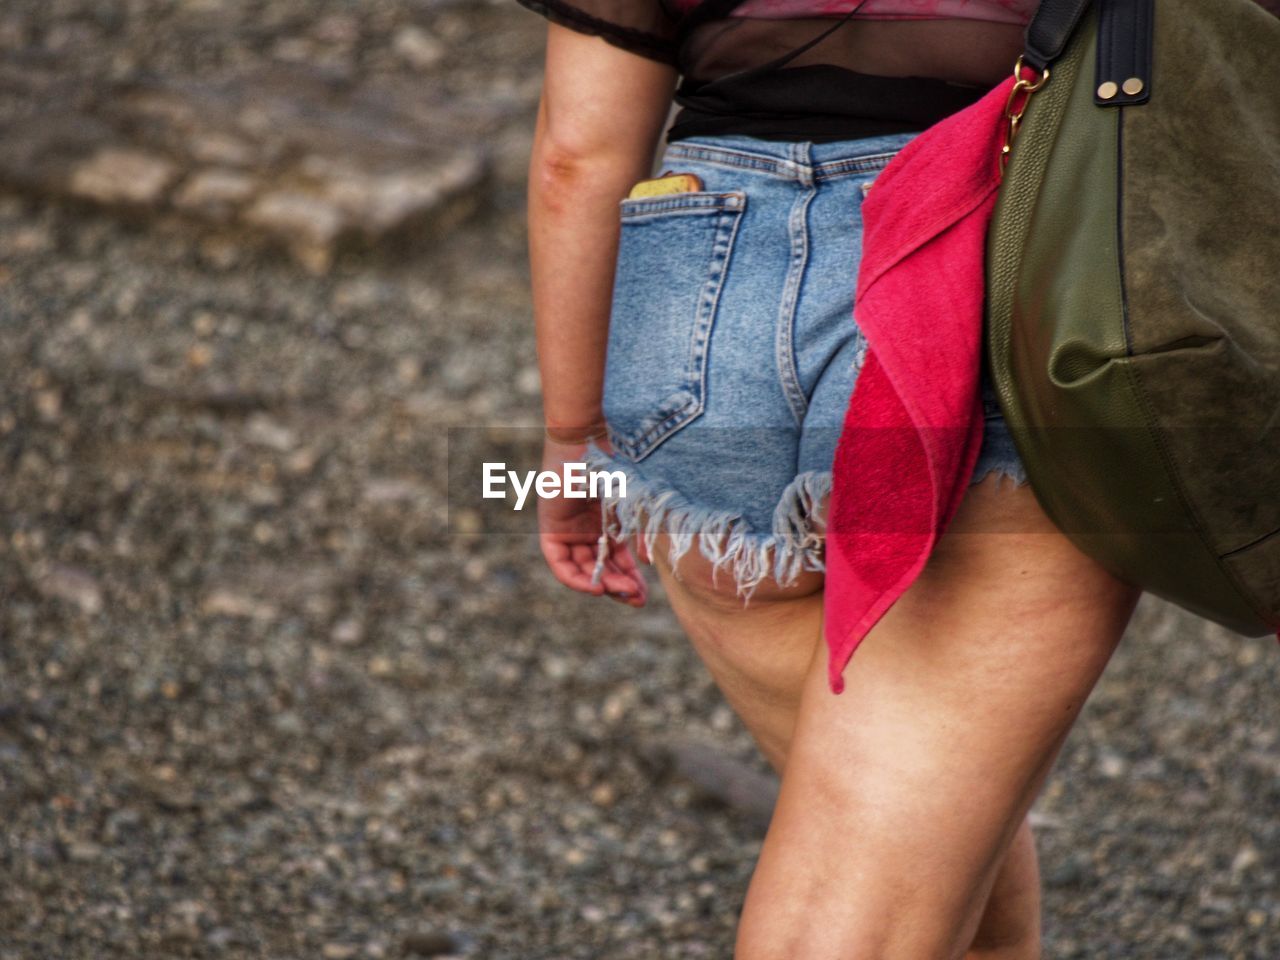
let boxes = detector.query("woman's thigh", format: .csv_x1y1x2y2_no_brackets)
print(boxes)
735,474,1142,960
648,529,826,770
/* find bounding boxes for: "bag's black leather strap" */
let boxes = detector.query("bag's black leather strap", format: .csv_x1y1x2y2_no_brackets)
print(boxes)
1024,0,1093,71
1095,0,1154,106
1025,0,1155,107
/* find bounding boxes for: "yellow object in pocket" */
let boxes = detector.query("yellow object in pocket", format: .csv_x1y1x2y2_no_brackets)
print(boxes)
626,172,704,199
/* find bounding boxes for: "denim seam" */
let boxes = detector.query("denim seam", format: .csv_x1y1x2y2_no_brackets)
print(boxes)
665,145,898,183
619,192,745,218
814,154,900,178
777,182,815,426
665,144,792,174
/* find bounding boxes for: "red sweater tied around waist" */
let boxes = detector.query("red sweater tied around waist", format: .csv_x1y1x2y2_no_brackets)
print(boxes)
823,73,1018,695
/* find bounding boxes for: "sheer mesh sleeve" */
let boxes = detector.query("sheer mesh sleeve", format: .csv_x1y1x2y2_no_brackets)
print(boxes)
514,0,682,66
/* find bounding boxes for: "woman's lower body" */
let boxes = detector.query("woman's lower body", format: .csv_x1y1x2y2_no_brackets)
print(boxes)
584,132,1142,959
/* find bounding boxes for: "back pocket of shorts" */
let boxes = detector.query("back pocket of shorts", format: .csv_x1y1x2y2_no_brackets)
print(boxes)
603,190,746,462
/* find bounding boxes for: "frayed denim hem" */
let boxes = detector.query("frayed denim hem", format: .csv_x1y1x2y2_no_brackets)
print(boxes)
582,440,829,602
969,413,1030,489
969,459,1030,490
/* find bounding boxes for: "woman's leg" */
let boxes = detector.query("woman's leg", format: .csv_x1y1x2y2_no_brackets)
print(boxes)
649,546,824,772
643,478,1070,958
726,473,1142,960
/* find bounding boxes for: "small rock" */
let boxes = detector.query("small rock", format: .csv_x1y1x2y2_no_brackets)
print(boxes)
66,841,102,863
198,235,243,271
192,311,219,337
1231,844,1260,874
396,356,421,383
242,190,344,273
331,617,365,646
70,148,178,206
312,14,360,45
186,344,213,369
515,366,540,395
173,169,256,219
188,132,257,168
589,782,616,807
452,509,482,536
1045,853,1091,889
205,926,238,948
1028,810,1065,830
1096,749,1128,779
1194,911,1229,933
363,477,426,504
401,930,457,957
244,413,297,452
9,225,53,254
300,153,484,238
201,589,277,620
273,37,316,63
34,388,61,421
37,565,103,615
541,655,571,681
392,27,445,70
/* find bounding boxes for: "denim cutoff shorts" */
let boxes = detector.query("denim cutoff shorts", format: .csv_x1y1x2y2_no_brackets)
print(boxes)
584,131,1028,598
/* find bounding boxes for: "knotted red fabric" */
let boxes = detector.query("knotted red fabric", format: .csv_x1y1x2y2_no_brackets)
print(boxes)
823,74,1020,695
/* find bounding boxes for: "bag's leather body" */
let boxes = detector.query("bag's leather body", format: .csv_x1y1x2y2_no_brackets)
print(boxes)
987,0,1280,634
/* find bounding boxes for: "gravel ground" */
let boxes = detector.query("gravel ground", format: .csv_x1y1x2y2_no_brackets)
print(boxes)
1,2,1278,959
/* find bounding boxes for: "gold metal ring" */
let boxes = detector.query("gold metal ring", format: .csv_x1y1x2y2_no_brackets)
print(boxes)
1012,55,1051,92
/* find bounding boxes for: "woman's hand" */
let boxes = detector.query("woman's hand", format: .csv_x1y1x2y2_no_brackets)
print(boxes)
536,434,647,607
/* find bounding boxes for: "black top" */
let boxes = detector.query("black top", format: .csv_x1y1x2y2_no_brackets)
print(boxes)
516,0,1280,142
666,64,999,143
513,0,1035,142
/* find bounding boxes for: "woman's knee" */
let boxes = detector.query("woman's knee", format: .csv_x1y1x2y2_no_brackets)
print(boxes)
735,882,965,960
733,814,1037,960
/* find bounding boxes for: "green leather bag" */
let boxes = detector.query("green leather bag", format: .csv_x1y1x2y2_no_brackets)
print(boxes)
986,0,1280,636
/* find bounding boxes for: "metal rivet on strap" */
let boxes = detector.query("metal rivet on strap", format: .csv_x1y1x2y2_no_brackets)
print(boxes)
1097,81,1119,100
1122,77,1145,96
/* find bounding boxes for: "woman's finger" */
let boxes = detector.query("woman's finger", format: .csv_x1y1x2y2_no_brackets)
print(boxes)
599,567,645,606
541,538,605,595
602,551,647,605
569,540,598,573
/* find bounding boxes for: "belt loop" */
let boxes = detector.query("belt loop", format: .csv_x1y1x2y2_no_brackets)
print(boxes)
789,141,815,188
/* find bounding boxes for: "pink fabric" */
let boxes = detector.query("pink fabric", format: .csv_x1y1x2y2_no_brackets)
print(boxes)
822,73,1018,695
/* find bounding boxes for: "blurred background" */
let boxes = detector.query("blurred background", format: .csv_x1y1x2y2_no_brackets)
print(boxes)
0,1,1276,958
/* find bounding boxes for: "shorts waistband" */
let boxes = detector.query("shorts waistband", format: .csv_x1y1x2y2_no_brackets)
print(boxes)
664,132,918,185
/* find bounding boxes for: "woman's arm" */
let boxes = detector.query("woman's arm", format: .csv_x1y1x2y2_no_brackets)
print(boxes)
527,22,678,433
527,23,678,602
